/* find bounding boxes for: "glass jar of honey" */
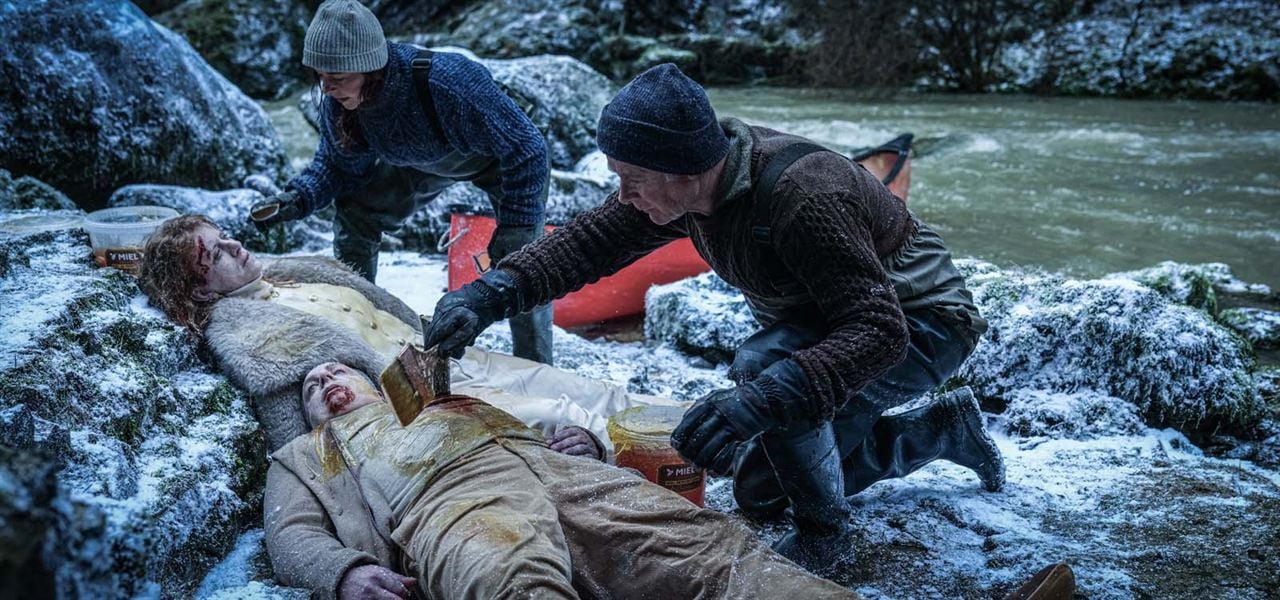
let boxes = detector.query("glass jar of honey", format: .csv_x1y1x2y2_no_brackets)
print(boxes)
607,405,705,506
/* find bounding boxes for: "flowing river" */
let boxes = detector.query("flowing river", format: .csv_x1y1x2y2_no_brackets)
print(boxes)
268,90,1280,289
710,89,1280,290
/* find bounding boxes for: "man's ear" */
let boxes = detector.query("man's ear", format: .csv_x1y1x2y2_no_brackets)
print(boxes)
191,286,218,302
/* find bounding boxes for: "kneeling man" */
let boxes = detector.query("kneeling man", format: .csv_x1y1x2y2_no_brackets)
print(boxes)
265,355,857,599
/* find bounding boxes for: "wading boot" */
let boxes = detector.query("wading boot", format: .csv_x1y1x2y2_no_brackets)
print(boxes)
764,424,859,577
845,386,1005,494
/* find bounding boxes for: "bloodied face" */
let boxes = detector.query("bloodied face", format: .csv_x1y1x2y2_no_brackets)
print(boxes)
302,362,383,427
189,225,262,301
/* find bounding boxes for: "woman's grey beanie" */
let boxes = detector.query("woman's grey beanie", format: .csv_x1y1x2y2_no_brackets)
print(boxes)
303,0,387,73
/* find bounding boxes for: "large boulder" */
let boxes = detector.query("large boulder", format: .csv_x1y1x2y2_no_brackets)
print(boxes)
0,170,77,212
1001,0,1280,100
156,0,311,100
1105,261,1274,314
109,184,334,254
957,260,1265,435
644,272,756,364
0,0,289,210
0,222,266,597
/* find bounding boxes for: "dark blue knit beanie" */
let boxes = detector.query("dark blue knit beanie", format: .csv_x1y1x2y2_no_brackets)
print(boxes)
596,64,729,175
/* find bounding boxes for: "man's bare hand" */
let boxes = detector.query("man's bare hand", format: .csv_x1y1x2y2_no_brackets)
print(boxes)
338,564,416,600
549,426,602,460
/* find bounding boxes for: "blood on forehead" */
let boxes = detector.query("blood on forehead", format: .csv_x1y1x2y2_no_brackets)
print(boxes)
193,236,212,277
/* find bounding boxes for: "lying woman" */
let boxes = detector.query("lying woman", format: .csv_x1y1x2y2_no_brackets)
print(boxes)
136,214,672,453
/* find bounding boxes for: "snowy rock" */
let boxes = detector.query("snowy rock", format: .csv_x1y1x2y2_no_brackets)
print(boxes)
644,272,756,364
1218,307,1280,350
0,223,266,597
1001,0,1280,100
961,266,1265,435
156,0,310,100
0,170,77,212
194,529,309,600
1002,389,1146,440
1106,261,1273,313
109,184,333,254
0,0,289,209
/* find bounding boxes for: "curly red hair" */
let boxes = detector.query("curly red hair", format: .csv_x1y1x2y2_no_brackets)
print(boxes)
135,215,218,334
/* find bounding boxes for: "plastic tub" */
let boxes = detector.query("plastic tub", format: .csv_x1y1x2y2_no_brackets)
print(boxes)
83,206,180,273
607,405,706,506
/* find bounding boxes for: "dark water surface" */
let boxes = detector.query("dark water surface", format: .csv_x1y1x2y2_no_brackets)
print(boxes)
710,90,1280,290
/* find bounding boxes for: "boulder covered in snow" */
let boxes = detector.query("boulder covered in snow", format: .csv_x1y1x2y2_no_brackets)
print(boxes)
1001,0,1280,100
109,184,333,254
156,0,311,100
1001,389,1146,440
1105,261,1274,314
0,169,77,212
1219,308,1280,351
0,0,289,209
958,260,1265,435
0,222,266,597
644,272,756,364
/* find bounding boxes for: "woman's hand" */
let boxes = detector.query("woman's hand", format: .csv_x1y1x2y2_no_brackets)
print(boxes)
338,564,417,600
548,426,603,461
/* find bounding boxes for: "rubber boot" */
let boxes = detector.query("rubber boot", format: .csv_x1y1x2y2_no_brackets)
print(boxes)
764,423,859,576
844,386,1005,494
509,302,553,364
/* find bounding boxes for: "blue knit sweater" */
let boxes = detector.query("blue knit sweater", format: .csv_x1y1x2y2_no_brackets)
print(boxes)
288,43,548,226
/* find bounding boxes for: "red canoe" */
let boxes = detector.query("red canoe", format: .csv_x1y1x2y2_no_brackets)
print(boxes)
447,134,914,329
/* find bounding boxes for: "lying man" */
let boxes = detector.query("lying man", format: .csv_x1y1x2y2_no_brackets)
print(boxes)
136,215,673,453
265,355,858,599
423,64,1005,572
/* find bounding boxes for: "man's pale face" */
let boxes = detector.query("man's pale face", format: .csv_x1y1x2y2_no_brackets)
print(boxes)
190,224,261,301
317,71,368,110
608,158,704,225
302,362,382,427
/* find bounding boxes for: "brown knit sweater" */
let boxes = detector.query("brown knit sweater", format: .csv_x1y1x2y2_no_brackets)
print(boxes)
502,119,915,419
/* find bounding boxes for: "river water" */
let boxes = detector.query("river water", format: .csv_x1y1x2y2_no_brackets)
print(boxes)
710,90,1280,290
268,90,1280,289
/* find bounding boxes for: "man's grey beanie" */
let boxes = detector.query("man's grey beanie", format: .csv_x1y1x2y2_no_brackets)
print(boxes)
303,0,387,73
596,63,729,175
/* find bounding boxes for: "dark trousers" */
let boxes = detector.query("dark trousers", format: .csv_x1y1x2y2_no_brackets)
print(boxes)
731,309,974,515
333,160,554,364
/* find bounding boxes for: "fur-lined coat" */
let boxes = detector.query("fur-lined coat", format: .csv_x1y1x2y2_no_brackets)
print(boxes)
205,256,419,451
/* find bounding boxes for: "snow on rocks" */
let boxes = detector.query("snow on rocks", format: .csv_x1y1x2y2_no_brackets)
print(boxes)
155,0,310,100
0,222,266,597
1105,260,1274,314
0,169,78,212
1219,308,1280,351
1002,389,1146,440
109,184,333,254
0,0,288,209
644,272,757,364
959,261,1265,435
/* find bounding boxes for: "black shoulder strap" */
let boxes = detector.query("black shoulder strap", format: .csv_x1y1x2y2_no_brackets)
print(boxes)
751,142,830,244
410,49,447,142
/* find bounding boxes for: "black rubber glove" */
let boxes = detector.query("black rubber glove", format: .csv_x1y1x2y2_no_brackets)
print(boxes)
486,223,541,264
671,358,813,473
422,269,522,359
249,191,304,233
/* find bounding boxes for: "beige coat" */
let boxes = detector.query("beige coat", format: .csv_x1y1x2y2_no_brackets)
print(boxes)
265,397,860,600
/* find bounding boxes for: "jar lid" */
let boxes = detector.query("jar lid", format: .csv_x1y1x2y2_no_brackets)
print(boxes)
608,405,687,438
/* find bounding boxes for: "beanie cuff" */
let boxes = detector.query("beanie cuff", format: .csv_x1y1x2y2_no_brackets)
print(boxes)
597,112,729,175
303,44,389,73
